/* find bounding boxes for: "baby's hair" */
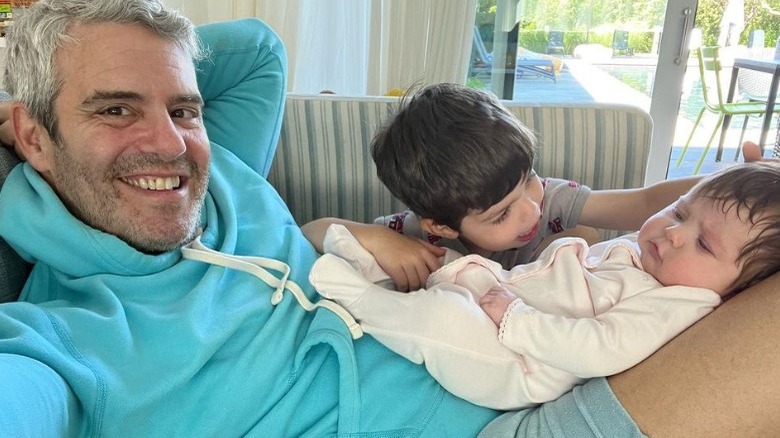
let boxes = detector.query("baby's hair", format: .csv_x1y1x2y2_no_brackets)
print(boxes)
371,83,537,230
688,162,780,293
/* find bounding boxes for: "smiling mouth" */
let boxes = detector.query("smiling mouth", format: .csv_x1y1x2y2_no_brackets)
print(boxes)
120,176,182,191
517,224,539,242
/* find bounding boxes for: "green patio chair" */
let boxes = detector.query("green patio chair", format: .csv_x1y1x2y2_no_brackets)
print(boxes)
676,46,780,174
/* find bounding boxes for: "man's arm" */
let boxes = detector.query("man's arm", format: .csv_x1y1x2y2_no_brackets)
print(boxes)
578,176,699,231
0,101,14,148
195,18,287,176
609,272,780,437
0,354,77,435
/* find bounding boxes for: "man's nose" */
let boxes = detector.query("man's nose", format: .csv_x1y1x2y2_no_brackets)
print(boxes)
141,114,187,160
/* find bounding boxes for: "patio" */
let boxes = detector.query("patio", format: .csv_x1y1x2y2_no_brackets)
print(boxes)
494,54,776,179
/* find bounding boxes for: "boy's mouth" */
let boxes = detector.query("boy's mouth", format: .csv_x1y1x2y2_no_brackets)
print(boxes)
516,223,539,242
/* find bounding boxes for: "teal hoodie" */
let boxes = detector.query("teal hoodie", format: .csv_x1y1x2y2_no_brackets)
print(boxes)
0,18,497,437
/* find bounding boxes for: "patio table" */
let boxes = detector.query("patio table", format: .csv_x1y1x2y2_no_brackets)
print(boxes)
722,57,780,157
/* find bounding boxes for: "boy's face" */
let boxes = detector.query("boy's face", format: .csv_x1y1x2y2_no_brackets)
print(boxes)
637,195,758,296
457,173,544,256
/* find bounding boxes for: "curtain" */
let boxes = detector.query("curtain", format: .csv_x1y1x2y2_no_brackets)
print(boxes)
163,0,476,95
366,0,476,95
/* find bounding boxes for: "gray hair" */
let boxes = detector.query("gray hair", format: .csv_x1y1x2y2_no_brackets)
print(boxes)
5,0,204,139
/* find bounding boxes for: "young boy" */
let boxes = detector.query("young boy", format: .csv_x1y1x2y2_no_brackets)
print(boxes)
309,162,780,410
302,83,699,290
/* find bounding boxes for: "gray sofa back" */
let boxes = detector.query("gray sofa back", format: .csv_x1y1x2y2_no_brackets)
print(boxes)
269,94,653,237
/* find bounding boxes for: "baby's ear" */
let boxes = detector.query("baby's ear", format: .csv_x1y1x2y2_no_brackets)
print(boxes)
420,218,459,239
12,102,55,176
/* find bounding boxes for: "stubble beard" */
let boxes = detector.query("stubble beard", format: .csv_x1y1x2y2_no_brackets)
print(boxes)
50,139,209,254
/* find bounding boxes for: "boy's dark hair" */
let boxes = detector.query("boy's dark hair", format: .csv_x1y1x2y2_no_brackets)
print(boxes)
371,83,536,230
689,162,780,293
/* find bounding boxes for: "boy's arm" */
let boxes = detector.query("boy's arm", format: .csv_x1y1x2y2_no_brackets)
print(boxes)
301,218,445,290
578,176,700,231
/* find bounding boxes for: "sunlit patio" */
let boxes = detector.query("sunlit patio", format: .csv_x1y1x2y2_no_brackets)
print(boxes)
490,54,777,179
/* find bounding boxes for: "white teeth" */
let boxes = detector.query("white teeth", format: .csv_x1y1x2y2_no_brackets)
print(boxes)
122,176,181,191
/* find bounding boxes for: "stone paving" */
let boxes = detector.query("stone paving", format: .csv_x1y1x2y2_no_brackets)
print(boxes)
479,55,778,179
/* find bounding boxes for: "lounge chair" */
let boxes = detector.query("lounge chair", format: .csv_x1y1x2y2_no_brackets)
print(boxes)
612,30,634,56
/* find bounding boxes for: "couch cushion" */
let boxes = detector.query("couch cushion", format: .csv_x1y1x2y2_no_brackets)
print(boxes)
0,146,27,303
0,89,28,303
269,94,407,225
270,95,652,241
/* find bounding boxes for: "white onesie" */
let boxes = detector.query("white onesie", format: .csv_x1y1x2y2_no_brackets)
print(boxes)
309,224,721,409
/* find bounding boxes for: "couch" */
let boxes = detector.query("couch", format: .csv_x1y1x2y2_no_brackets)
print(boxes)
6,93,776,305
0,93,655,303
269,93,653,232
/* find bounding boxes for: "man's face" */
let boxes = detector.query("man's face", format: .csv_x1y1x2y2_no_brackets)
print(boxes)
39,22,209,253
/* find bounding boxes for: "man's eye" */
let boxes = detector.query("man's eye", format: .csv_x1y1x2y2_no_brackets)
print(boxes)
101,106,128,116
171,108,200,119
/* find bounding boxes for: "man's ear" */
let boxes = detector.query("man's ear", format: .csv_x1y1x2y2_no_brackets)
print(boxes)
12,102,54,175
420,218,459,239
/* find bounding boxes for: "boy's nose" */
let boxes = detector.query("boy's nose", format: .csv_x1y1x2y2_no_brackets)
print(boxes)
518,197,541,220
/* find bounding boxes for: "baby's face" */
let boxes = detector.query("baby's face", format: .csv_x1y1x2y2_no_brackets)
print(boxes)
637,196,758,296
457,172,544,256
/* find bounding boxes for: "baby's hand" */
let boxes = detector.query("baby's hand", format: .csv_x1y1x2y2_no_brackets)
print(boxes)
479,287,516,326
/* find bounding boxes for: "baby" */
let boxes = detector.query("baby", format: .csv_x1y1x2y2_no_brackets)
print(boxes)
309,163,780,409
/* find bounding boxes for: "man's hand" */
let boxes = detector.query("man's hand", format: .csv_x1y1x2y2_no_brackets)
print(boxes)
0,101,15,147
358,227,445,291
479,287,516,326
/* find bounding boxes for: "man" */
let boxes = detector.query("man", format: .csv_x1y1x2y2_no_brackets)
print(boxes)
0,0,496,435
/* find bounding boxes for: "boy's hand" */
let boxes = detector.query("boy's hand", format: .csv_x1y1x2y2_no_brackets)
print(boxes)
359,227,445,291
742,141,779,163
479,288,516,326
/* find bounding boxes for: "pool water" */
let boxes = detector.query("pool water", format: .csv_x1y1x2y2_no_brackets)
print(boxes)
599,64,770,134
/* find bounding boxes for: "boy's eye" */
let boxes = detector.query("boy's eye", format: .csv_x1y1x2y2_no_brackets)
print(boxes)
492,209,509,225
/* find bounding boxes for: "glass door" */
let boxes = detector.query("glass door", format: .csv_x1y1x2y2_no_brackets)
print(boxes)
470,0,696,183
664,0,780,179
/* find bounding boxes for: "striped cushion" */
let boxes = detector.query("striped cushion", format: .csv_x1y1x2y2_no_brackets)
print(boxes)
269,94,652,239
269,95,406,224
506,103,651,191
